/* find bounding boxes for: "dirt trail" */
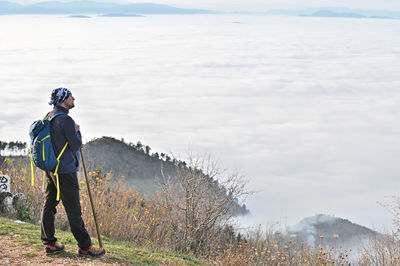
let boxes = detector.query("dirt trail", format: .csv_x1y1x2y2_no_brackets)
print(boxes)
0,234,118,266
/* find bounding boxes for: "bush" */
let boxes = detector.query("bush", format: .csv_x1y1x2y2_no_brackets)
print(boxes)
0,155,361,264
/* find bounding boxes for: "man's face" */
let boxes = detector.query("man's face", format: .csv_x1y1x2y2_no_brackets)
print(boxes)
62,94,75,109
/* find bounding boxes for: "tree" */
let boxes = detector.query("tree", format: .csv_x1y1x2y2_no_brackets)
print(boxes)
19,142,27,156
0,141,7,156
158,154,250,255
136,141,143,151
8,141,16,156
145,145,151,155
0,141,28,156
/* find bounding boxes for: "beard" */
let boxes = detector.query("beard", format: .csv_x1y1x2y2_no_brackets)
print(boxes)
68,100,75,109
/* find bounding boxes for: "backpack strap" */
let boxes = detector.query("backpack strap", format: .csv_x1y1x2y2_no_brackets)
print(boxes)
49,111,69,201
54,142,68,201
30,151,35,186
48,111,65,121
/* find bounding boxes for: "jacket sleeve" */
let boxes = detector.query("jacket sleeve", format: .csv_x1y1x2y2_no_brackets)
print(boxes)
62,116,82,151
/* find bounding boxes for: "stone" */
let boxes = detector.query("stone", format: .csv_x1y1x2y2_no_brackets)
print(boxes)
0,175,10,193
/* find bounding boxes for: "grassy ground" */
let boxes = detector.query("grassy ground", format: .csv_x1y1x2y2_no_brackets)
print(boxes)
0,216,201,265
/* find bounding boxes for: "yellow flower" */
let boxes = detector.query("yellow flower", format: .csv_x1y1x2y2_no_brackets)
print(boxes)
98,201,102,205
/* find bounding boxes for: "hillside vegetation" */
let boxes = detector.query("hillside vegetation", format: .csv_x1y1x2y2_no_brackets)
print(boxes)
83,136,249,215
287,214,380,259
83,136,180,194
1,150,252,262
2,138,400,264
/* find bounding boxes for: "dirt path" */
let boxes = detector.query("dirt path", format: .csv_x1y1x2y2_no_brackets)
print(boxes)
0,234,119,265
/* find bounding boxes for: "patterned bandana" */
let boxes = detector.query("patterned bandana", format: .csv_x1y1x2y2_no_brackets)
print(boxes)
48,88,72,106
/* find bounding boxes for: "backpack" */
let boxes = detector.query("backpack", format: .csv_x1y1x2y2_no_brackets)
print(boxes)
29,112,68,201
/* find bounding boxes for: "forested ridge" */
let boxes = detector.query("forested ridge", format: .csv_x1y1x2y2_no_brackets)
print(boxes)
83,136,249,215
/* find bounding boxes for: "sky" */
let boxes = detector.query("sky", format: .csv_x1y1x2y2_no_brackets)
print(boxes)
1,13,400,232
8,0,400,12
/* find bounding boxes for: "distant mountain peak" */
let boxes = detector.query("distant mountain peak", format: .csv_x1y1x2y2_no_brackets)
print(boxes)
0,1,215,15
288,214,337,233
301,10,366,18
266,7,399,19
287,214,378,249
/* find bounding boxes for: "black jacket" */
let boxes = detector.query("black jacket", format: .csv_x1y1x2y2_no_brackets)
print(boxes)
48,106,82,174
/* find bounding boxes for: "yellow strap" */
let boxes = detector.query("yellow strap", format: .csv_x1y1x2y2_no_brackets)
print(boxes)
40,114,50,125
30,152,35,187
42,142,45,161
55,173,60,201
54,163,61,201
57,142,69,160
54,142,69,201
41,135,50,141
41,136,51,162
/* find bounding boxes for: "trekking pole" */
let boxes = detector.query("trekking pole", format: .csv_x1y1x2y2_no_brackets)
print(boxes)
80,147,103,249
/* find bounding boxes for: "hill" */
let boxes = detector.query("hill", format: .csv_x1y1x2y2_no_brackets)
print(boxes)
0,1,214,15
287,214,378,250
83,136,249,215
301,10,366,18
0,216,199,265
82,136,177,195
266,7,400,19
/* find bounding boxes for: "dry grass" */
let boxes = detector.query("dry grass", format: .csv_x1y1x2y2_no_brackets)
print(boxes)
214,225,351,265
2,156,400,265
358,231,400,265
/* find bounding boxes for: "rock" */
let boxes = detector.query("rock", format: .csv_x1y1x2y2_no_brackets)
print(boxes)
0,191,26,214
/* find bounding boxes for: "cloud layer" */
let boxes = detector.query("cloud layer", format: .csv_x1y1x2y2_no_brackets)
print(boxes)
1,14,400,229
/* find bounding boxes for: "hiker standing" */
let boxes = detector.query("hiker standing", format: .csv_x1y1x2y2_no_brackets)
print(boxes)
41,88,105,257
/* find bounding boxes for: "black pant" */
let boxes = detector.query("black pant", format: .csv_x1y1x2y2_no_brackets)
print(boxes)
41,172,91,250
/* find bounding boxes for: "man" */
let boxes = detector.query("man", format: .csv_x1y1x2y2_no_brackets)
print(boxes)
41,88,105,257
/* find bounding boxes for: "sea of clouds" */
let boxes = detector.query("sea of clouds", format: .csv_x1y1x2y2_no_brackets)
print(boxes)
1,14,400,230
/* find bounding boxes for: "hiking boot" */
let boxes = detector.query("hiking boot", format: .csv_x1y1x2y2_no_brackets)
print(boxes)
45,242,65,255
78,244,106,257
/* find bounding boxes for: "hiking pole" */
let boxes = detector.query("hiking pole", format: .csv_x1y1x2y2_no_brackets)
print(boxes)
80,147,103,249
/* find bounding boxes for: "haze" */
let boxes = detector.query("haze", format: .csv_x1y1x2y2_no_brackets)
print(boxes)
8,0,400,12
1,13,399,231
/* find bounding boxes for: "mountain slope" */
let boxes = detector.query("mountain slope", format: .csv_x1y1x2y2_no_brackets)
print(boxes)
82,136,178,194
287,214,378,249
82,136,249,215
0,1,214,14
301,10,366,18
266,7,400,19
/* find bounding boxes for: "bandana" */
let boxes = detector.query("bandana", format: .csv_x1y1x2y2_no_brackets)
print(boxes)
48,88,71,106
